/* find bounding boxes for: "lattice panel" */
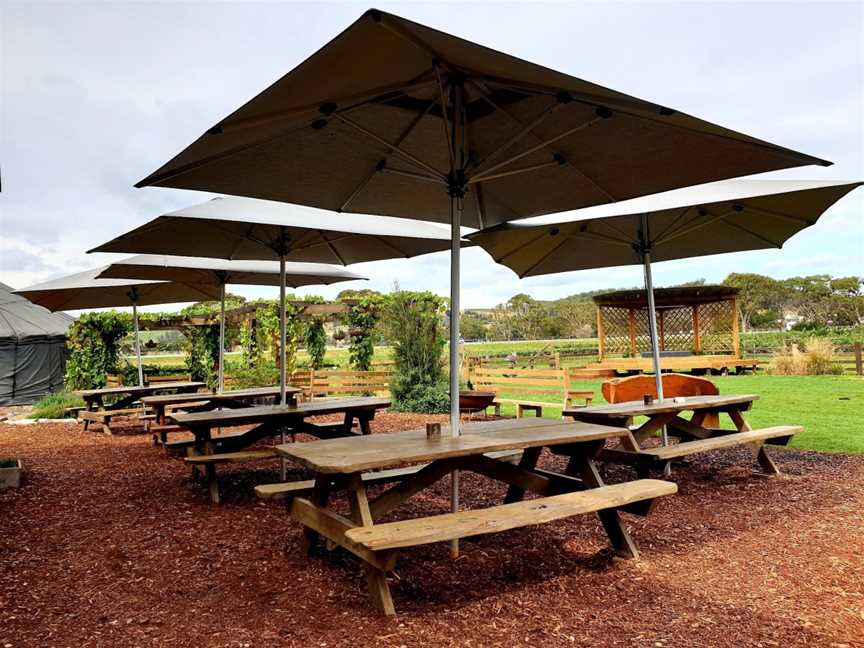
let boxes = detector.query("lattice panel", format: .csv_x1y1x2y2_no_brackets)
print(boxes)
660,306,696,352
600,306,633,356
698,301,735,353
599,300,735,357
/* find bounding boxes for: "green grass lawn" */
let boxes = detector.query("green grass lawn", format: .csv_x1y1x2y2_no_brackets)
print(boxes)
492,374,864,455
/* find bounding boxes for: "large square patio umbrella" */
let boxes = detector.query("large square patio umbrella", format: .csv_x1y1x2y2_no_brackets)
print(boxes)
96,254,364,393
132,9,829,547
467,178,862,446
15,267,221,387
89,197,465,405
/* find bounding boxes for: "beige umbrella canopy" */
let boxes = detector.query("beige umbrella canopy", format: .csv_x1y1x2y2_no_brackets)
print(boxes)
15,267,222,386
97,255,364,392
136,10,829,227
89,197,466,263
467,179,863,276
468,178,863,445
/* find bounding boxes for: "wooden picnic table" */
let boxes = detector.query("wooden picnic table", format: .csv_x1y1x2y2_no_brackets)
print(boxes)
76,381,206,411
74,381,206,433
563,394,800,475
276,417,677,615
172,397,391,456
141,386,301,443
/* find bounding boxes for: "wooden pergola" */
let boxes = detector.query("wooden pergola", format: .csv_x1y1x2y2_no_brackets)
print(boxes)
594,286,740,361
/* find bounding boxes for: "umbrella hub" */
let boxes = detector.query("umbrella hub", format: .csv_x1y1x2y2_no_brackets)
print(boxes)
446,169,467,199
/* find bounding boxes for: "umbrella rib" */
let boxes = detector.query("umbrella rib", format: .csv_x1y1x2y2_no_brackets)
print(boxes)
380,167,446,185
741,204,814,225
496,229,559,263
468,159,562,185
473,185,486,230
339,97,438,211
470,92,562,172
334,114,445,180
371,235,410,259
434,63,456,170
519,236,571,278
715,215,782,248
654,210,727,246
320,232,348,265
468,115,603,183
653,206,695,243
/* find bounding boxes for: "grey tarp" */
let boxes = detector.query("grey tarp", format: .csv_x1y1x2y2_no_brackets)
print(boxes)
0,282,73,405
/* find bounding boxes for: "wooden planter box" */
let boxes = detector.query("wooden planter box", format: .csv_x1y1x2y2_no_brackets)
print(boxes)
0,459,23,490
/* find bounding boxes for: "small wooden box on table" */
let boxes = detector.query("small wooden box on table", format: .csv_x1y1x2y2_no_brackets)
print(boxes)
275,417,677,615
75,381,205,434
173,397,390,503
564,394,800,476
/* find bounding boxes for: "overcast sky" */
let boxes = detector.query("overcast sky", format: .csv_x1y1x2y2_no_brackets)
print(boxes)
1,1,862,313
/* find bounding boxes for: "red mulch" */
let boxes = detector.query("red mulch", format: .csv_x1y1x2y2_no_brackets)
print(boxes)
1,414,863,648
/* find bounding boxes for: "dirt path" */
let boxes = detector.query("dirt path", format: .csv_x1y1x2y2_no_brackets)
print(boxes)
1,417,862,647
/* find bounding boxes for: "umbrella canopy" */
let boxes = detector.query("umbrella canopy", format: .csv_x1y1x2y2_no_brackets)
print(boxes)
466,179,863,275
95,254,365,286
15,267,223,387
135,10,829,227
468,178,862,449
14,267,221,311
96,254,364,392
89,197,467,262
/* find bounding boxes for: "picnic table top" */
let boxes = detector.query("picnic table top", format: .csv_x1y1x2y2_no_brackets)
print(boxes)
563,394,759,419
276,417,629,474
141,386,299,406
75,381,206,398
172,397,391,428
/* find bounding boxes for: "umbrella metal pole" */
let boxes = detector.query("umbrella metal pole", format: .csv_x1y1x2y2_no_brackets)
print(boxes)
132,300,144,387
449,192,462,559
641,248,668,451
279,254,287,480
218,282,226,393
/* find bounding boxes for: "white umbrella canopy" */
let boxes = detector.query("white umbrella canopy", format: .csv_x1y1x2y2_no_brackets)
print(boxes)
15,267,222,386
88,197,468,263
468,178,863,447
96,254,365,392
133,8,830,557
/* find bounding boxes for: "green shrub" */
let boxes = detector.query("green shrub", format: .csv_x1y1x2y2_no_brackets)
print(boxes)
32,391,84,419
227,363,280,389
304,319,327,370
64,311,131,389
389,377,450,413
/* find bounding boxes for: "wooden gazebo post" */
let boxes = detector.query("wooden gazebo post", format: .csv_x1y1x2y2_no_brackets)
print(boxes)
692,305,701,354
730,297,740,356
596,306,605,361
627,308,637,357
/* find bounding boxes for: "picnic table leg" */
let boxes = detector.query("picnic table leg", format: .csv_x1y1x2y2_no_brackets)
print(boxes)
205,463,220,504
346,475,395,616
503,447,541,504
301,476,332,556
727,408,781,475
566,451,639,560
357,412,373,436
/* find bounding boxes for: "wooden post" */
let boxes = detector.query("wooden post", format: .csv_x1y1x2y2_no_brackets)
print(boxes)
596,307,605,361
855,342,863,376
658,309,666,352
692,305,701,354
730,298,740,357
627,309,637,357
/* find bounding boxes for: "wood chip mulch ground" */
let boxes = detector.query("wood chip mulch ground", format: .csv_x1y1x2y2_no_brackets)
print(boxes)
1,414,862,648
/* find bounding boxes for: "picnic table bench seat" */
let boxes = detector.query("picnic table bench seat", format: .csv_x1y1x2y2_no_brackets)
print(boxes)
185,448,280,503
78,407,153,434
641,425,799,461
344,479,677,551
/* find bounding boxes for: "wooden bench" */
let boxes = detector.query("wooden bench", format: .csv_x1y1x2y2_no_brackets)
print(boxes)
64,406,86,418
292,370,392,400
78,407,153,434
186,448,279,503
471,368,593,418
147,374,193,386
642,425,800,469
602,373,721,427
344,479,677,551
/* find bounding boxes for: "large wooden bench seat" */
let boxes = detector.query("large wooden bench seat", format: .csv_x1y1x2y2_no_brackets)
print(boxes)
344,479,677,551
471,368,593,418
185,448,279,503
642,426,800,461
79,407,153,434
